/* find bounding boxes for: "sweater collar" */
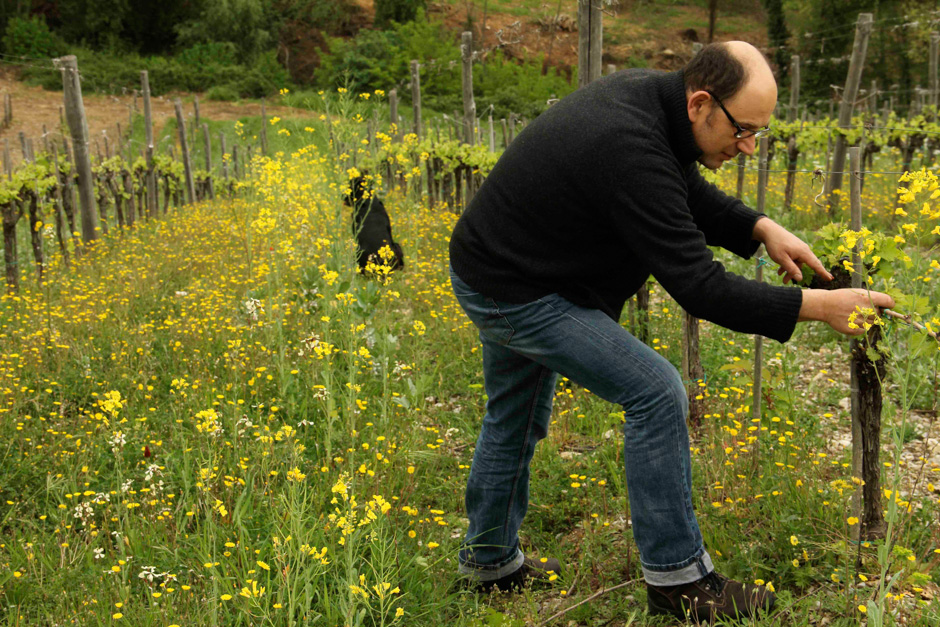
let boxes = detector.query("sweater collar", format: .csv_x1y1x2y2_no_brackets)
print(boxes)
661,70,702,166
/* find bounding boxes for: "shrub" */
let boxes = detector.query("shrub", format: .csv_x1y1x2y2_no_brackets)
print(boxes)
374,0,426,28
175,42,239,68
3,15,68,59
19,46,292,98
206,85,240,101
233,50,293,98
316,14,576,119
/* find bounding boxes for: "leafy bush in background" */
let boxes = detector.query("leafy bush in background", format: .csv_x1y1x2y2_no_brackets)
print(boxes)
20,47,291,98
316,13,576,119
3,15,68,60
374,0,426,28
174,0,274,64
206,84,240,101
475,50,576,120
317,12,459,104
175,42,240,68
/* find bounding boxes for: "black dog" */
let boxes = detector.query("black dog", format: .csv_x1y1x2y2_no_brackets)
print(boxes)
344,176,405,272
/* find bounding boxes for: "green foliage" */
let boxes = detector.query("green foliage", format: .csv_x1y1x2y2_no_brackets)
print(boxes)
2,15,68,59
206,84,241,102
302,0,361,34
317,12,458,103
374,0,427,27
174,0,274,64
474,50,575,119
761,0,790,76
175,42,239,68
785,0,937,107
316,14,575,119
20,47,290,98
53,0,131,50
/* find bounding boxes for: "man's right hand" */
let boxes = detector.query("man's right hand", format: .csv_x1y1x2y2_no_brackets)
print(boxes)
799,289,896,336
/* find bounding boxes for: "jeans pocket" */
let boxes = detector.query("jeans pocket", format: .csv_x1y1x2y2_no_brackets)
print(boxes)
451,288,515,347
478,299,515,345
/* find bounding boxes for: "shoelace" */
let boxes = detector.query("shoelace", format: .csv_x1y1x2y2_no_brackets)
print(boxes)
700,572,726,596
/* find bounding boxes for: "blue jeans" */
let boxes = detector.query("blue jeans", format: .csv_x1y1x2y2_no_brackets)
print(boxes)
450,267,713,586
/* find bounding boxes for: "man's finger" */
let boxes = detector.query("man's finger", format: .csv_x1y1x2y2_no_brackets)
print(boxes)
777,257,802,282
798,250,833,281
872,292,896,310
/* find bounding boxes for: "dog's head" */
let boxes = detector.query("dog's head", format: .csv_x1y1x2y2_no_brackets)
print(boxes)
343,175,373,207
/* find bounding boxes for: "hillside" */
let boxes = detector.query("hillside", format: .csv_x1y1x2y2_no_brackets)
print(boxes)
336,0,769,73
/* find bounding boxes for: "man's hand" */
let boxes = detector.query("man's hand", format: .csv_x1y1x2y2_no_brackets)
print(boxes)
752,217,833,284
799,289,896,336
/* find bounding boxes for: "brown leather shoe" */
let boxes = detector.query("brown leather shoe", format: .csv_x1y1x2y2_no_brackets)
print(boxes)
477,556,562,593
647,572,775,623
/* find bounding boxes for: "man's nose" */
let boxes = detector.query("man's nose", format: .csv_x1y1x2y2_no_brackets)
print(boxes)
737,134,757,157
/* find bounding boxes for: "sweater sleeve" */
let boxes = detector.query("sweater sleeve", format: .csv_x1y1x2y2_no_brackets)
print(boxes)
606,135,803,343
685,164,763,259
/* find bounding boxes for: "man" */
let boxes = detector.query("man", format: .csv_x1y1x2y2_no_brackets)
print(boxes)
448,42,894,622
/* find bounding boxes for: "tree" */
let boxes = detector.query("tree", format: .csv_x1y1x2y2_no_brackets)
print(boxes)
374,0,426,28
174,0,275,63
707,0,718,43
762,0,790,78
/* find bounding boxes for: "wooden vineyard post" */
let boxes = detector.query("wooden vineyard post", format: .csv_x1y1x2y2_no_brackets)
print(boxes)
141,71,157,219
59,55,99,243
194,95,200,127
25,190,44,283
826,13,873,217
784,132,800,211
233,145,240,181
500,118,508,148
930,32,939,112
220,133,229,182
635,282,651,345
2,93,11,128
260,100,268,157
682,310,705,427
3,138,9,178
174,99,196,205
389,88,400,141
461,31,476,145
736,153,746,200
2,198,21,290
123,166,135,227
848,146,887,540
577,0,602,87
751,137,769,430
202,123,214,200
51,144,71,267
19,132,28,163
788,55,800,123
60,137,76,234
411,61,422,140
488,113,495,152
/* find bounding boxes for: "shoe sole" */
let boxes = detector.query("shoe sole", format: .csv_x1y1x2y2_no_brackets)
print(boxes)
647,596,776,623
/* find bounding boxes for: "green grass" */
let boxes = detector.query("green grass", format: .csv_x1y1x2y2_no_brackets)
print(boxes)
2,93,940,625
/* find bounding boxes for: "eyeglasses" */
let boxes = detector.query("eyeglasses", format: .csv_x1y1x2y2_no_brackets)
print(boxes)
705,90,771,140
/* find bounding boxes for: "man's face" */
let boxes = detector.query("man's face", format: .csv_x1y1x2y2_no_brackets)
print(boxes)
689,77,777,171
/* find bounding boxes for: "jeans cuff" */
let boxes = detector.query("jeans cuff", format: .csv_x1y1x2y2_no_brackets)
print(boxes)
642,550,714,586
458,548,525,582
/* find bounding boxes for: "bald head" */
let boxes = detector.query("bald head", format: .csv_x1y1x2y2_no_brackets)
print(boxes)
685,41,778,170
723,41,777,100
683,41,777,102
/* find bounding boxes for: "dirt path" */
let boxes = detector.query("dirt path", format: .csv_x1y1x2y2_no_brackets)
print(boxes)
0,69,300,168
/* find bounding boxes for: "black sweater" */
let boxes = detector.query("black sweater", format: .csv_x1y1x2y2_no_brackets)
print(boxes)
449,69,803,343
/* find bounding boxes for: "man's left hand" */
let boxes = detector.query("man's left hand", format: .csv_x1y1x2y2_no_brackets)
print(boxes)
752,217,833,285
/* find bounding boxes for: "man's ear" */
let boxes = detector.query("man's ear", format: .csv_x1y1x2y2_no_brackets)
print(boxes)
687,90,712,123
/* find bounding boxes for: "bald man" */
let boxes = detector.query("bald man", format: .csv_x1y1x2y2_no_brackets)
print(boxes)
449,42,893,622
